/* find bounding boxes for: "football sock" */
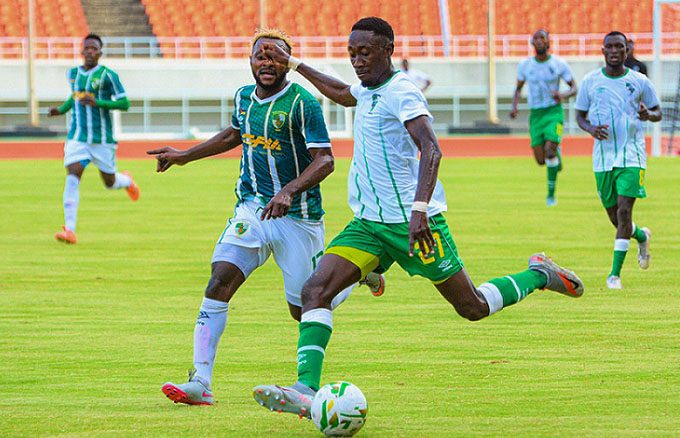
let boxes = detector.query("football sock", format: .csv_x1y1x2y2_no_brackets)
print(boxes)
545,156,559,198
108,172,131,189
477,270,546,315
610,239,629,277
330,284,354,310
62,174,80,232
557,147,563,171
631,223,647,243
297,308,332,391
192,297,228,389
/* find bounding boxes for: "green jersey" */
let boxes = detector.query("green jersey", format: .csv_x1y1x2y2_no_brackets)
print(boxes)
231,82,331,221
66,65,126,144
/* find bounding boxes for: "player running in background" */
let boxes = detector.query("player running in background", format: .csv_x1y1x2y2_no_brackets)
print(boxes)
624,39,648,76
253,17,584,419
48,33,137,244
148,29,383,407
510,30,577,207
575,31,661,289
401,59,432,93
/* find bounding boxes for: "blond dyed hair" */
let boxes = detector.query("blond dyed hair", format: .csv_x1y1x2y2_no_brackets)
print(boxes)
251,28,293,54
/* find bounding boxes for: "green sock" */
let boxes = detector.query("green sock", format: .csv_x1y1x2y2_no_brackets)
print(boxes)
610,239,630,277
487,269,546,307
297,321,332,391
546,157,559,198
631,224,647,243
557,147,563,171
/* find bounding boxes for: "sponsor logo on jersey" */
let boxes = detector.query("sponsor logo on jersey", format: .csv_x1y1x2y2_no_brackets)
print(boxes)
242,134,282,151
439,259,454,272
272,111,287,131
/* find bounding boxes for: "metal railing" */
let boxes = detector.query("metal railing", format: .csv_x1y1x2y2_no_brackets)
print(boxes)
2,33,679,59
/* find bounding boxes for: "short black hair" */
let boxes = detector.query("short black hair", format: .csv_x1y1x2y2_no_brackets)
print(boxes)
534,29,549,39
604,31,627,44
84,33,103,47
351,17,394,43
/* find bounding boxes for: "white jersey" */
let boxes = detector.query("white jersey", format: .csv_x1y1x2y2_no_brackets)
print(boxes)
574,68,660,172
517,55,573,109
404,68,430,91
348,71,447,223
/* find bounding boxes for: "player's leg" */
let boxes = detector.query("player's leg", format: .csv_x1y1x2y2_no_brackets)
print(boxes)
532,143,546,165
56,140,91,243
544,140,560,206
92,144,139,200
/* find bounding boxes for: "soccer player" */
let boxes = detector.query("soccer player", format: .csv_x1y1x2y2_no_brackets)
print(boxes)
401,59,432,93
252,17,584,419
510,30,577,206
624,39,648,76
48,33,137,244
148,29,383,406
575,31,661,289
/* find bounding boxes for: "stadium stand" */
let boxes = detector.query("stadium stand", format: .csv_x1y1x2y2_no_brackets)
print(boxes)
0,0,88,37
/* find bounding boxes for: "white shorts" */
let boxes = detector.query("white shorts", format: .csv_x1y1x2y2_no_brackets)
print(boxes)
211,199,326,307
64,140,117,174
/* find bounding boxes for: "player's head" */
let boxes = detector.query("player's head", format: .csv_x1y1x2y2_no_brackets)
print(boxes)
401,59,409,70
531,29,549,56
602,31,628,68
626,39,635,58
250,28,293,92
82,33,102,68
348,17,395,87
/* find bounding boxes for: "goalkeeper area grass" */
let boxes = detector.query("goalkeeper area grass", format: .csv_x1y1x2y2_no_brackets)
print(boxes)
1,156,679,437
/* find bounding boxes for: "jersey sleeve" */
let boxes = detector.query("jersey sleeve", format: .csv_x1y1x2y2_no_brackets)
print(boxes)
574,76,590,111
640,77,661,109
350,83,362,99
390,80,432,124
559,59,574,83
105,70,126,100
298,95,331,149
517,60,527,81
231,88,243,130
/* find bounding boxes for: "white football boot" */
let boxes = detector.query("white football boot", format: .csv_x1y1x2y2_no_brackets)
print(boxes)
606,275,623,289
253,382,315,419
637,227,652,270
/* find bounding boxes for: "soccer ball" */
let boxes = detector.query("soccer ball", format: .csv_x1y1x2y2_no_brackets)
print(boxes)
311,381,368,437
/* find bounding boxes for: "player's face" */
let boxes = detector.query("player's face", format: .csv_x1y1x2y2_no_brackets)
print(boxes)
81,38,102,68
626,41,635,57
602,35,627,67
348,30,394,87
251,38,289,91
531,31,549,55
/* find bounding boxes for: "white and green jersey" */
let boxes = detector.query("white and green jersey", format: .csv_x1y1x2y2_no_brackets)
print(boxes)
574,68,660,172
66,65,126,144
348,71,447,224
231,82,331,221
517,55,573,109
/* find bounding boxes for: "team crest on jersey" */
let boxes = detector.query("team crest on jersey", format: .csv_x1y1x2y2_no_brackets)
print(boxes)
234,221,249,236
369,94,381,113
91,78,101,90
625,83,635,94
272,111,287,131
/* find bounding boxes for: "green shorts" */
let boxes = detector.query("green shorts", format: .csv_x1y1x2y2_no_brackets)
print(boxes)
325,214,464,283
529,105,564,147
594,167,646,208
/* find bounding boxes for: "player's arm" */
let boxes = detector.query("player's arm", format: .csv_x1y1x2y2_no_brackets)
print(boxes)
48,96,73,117
260,147,334,220
260,42,357,107
422,77,432,93
78,94,130,111
146,126,242,172
638,103,662,122
576,110,609,140
510,80,525,119
554,78,577,103
404,115,440,258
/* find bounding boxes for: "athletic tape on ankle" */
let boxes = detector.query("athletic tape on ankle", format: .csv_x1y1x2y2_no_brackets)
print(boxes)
614,239,630,251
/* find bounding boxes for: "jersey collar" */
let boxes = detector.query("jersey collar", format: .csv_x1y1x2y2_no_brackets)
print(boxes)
252,81,293,104
78,65,102,75
366,70,400,90
533,55,551,63
601,67,629,79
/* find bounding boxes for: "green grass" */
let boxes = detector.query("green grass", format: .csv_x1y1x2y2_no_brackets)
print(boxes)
1,156,679,437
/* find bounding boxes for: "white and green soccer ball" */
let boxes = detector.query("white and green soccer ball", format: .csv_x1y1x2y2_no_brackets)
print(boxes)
311,381,368,437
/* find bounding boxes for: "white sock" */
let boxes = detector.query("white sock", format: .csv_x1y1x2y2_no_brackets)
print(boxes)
615,239,630,252
63,174,80,232
192,297,229,389
330,284,355,310
477,282,503,316
545,157,560,167
108,172,131,189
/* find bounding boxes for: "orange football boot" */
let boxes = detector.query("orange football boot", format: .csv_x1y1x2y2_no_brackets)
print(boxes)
121,171,140,201
55,226,77,244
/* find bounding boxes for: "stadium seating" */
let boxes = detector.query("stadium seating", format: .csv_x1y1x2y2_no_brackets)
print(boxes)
0,0,88,37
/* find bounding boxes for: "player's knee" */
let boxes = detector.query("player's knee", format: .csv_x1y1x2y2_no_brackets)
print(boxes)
455,300,487,322
301,279,333,308
205,272,236,302
535,157,545,165
617,205,633,221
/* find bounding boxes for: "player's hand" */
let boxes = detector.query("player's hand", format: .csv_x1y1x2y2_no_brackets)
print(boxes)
260,42,290,68
408,211,435,258
48,107,61,117
638,102,650,121
588,124,609,140
509,107,518,119
551,90,563,104
79,93,97,106
261,190,293,220
146,146,188,172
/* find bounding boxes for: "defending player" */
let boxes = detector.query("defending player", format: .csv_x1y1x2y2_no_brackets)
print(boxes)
48,33,138,244
148,29,383,406
510,30,577,206
253,17,584,419
575,31,660,289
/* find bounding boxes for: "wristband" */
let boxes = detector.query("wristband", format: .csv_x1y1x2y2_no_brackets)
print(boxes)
411,201,428,213
287,56,301,71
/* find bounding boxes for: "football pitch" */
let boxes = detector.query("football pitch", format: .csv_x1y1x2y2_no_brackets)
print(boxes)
1,155,679,437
